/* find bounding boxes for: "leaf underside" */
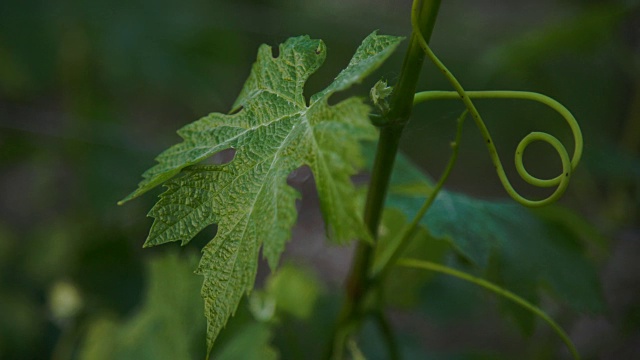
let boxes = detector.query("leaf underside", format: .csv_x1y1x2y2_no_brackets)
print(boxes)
120,31,403,351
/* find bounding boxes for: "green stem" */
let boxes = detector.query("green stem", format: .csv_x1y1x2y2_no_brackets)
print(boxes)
372,310,400,360
349,124,404,295
385,0,442,126
397,258,580,360
328,0,442,358
372,109,467,279
331,125,403,359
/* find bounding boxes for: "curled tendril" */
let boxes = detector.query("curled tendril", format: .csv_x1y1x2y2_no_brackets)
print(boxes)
410,0,583,207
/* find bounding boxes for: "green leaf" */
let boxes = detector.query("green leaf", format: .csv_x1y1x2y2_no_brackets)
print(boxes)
265,263,322,319
79,253,206,360
386,153,604,332
120,31,403,350
375,208,450,308
370,79,393,115
214,323,278,360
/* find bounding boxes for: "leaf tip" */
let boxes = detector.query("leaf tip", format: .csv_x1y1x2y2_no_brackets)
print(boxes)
118,189,142,205
117,195,132,206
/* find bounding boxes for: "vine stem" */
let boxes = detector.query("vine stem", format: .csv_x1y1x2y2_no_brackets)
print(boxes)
372,310,400,360
328,0,442,358
329,0,584,357
372,109,467,279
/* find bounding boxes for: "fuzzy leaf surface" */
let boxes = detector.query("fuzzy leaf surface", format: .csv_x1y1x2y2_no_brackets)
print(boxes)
120,31,403,350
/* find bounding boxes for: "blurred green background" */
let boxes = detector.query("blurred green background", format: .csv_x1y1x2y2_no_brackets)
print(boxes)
1,0,639,359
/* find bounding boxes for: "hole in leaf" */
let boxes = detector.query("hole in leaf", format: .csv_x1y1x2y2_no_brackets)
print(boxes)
287,165,312,187
201,148,236,165
294,197,302,212
271,45,280,59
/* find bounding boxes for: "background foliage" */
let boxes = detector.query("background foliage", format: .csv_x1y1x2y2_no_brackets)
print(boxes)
1,0,639,359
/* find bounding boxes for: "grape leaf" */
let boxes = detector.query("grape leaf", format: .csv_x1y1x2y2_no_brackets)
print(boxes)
385,152,604,332
375,208,451,308
120,31,403,351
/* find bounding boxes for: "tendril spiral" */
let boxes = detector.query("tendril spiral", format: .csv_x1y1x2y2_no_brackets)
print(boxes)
411,0,583,207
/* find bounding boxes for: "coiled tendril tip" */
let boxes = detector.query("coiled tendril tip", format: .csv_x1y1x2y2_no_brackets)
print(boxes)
410,0,583,207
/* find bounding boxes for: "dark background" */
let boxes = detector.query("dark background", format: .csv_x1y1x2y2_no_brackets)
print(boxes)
1,0,639,359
